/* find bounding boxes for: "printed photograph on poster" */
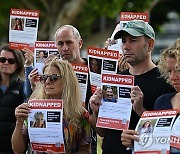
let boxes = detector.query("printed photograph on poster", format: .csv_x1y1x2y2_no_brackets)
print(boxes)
30,111,46,128
11,17,24,31
36,50,48,63
137,119,156,135
89,57,102,74
102,85,117,103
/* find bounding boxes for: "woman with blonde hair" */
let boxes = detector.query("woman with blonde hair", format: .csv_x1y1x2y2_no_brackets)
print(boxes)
12,59,91,154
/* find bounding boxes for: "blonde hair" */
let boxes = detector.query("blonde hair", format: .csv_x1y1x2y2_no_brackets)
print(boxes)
158,39,180,82
31,59,83,129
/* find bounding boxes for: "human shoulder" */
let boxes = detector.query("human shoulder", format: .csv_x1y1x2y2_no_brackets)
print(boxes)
154,92,176,110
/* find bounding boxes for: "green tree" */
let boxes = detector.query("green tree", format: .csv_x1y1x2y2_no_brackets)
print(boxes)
0,0,178,42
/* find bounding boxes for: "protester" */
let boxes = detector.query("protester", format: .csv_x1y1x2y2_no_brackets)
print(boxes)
27,25,97,153
121,39,180,153
90,20,175,153
0,44,26,153
12,59,91,154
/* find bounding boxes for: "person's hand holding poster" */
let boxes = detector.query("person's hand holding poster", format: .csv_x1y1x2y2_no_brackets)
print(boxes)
28,99,65,153
134,110,178,154
96,74,134,130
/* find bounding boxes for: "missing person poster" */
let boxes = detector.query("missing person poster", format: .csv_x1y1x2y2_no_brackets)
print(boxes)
88,47,119,93
108,12,148,54
34,41,59,74
96,74,134,130
9,8,39,51
72,64,89,107
134,110,178,154
170,114,180,152
28,99,65,153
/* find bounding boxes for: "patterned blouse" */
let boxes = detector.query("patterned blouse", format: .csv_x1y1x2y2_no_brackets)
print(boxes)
27,110,91,154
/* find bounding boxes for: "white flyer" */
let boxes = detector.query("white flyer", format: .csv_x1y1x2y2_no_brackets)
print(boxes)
108,12,148,54
34,41,59,74
170,114,180,152
134,110,178,154
88,47,119,93
96,74,134,130
9,8,39,51
72,64,89,107
28,99,65,153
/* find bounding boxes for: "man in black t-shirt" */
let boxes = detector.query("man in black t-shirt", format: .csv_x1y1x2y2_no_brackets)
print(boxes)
90,20,175,154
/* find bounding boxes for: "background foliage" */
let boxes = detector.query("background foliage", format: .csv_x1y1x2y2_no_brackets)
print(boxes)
0,0,179,42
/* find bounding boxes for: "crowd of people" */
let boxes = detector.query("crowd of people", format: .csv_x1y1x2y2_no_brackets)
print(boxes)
0,17,179,154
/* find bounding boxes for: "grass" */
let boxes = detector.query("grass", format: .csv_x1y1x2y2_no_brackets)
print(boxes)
97,135,103,154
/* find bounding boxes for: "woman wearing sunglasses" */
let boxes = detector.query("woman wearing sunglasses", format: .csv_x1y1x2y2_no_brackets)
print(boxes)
12,59,91,154
0,44,26,153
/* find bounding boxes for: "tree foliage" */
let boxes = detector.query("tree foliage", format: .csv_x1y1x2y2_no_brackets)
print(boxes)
0,0,179,42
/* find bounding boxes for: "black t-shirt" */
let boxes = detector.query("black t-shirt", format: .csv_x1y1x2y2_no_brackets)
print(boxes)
102,67,175,154
82,58,93,112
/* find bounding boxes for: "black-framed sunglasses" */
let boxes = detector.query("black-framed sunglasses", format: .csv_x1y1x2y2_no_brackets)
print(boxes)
40,74,61,83
0,57,16,64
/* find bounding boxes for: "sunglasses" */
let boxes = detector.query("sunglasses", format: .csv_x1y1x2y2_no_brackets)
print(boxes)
40,74,61,83
0,57,16,64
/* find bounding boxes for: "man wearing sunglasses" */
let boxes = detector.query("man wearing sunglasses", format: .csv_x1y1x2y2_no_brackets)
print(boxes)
0,44,26,153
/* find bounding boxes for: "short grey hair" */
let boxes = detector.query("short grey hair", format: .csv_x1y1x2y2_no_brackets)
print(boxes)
54,25,81,41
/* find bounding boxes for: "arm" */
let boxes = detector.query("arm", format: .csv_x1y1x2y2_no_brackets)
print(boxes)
11,103,30,154
28,68,40,91
23,48,34,97
89,87,105,137
121,129,139,148
130,86,145,116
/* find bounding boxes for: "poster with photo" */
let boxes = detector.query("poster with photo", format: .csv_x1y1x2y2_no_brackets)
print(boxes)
96,74,134,130
72,64,89,107
88,47,119,93
28,99,65,153
134,110,178,154
108,12,148,54
34,41,59,74
170,114,180,152
9,8,39,51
